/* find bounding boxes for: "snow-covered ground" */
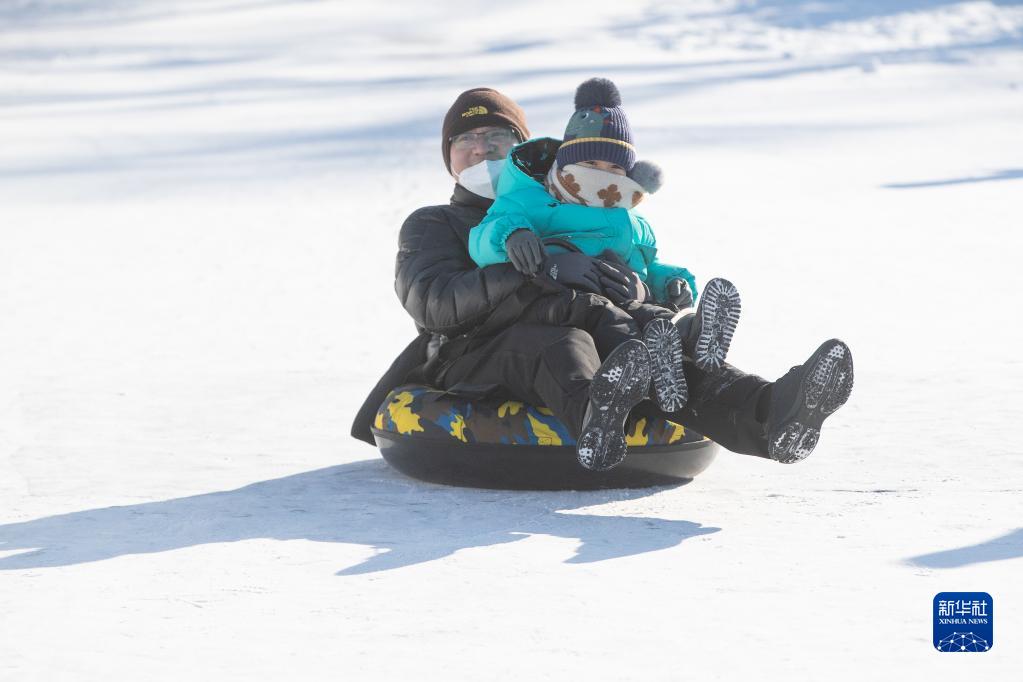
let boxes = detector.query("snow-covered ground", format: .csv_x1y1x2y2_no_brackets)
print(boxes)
2,1,1022,678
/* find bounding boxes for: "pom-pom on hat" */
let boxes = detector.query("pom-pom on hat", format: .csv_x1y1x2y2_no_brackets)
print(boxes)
629,160,663,194
556,78,636,172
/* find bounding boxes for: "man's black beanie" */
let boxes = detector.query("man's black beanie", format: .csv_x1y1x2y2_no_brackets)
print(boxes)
442,88,530,173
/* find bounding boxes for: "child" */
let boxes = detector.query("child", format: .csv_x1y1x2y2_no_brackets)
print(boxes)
468,78,742,470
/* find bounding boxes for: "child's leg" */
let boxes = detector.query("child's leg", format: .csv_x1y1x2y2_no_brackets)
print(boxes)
619,281,743,370
615,302,689,411
518,291,642,358
617,300,676,327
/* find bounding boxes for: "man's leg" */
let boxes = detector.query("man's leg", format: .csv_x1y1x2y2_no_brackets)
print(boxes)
639,339,854,461
436,323,600,439
634,358,773,458
439,321,655,470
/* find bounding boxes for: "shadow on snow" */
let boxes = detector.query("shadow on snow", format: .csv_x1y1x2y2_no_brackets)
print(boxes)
906,528,1023,568
882,169,1023,189
0,459,719,575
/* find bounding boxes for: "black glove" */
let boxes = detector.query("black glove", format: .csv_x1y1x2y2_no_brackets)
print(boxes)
597,250,650,304
538,251,612,294
666,278,694,309
505,229,545,276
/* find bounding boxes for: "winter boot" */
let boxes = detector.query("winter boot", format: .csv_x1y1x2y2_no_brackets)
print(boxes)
676,277,742,371
642,318,688,412
767,339,854,463
577,339,653,471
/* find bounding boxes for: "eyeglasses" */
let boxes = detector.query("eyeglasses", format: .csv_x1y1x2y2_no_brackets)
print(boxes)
449,128,518,151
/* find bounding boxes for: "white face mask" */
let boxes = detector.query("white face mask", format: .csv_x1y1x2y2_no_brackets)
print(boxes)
456,158,505,200
546,163,646,209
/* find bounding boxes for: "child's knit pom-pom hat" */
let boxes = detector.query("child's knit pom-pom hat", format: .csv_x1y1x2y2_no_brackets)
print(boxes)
556,77,663,193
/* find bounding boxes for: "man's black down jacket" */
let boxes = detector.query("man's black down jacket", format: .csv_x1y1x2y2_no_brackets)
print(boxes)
395,184,526,337
352,184,530,444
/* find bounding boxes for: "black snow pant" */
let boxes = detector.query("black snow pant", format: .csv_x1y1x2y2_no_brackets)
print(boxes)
434,318,774,458
515,291,675,357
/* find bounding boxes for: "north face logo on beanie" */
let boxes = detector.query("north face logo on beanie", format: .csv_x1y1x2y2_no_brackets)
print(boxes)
461,105,489,118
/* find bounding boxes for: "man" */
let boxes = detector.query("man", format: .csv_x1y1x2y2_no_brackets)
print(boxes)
351,87,853,466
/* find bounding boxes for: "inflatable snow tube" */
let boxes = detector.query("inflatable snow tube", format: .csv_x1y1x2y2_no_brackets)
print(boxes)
371,385,719,490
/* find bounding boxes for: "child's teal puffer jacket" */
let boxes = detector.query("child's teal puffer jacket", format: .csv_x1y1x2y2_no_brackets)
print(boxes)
468,138,697,302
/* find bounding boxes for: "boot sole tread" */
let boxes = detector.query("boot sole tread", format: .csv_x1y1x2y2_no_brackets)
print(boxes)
769,339,854,463
577,340,653,471
694,278,742,371
643,318,688,412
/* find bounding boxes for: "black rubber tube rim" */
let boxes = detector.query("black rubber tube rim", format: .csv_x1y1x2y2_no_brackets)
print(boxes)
372,428,719,490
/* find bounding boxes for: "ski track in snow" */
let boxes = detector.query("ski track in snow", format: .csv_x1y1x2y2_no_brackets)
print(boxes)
1,1,1022,679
